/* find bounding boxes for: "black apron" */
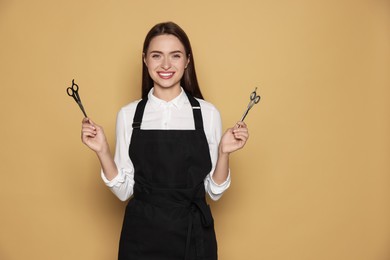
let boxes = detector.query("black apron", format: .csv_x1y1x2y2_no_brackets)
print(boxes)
118,92,218,260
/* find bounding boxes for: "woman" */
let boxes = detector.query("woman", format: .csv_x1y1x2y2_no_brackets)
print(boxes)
81,22,249,260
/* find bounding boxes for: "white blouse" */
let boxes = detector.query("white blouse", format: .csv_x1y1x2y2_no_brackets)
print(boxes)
101,88,231,201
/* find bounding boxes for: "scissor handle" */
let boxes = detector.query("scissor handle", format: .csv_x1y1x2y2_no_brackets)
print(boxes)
66,87,74,96
66,79,88,117
250,88,261,104
250,91,256,100
67,79,79,97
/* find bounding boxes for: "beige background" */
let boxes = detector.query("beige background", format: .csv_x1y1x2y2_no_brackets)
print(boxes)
1,0,389,259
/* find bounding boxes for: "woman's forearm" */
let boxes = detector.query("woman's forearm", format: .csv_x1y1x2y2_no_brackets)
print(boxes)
96,148,118,181
211,149,230,185
81,118,118,181
211,121,249,184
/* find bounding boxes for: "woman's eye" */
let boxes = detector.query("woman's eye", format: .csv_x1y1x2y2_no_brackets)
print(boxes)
172,54,181,59
151,54,161,59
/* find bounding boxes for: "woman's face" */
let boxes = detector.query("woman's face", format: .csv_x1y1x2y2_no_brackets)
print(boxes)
144,34,189,94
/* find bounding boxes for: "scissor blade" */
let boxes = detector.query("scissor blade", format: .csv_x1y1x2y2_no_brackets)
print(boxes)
77,102,88,118
240,109,249,122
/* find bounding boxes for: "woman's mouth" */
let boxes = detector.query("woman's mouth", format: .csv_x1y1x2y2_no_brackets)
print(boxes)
157,72,175,79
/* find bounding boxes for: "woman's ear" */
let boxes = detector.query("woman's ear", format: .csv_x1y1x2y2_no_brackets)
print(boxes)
185,54,191,69
143,53,147,67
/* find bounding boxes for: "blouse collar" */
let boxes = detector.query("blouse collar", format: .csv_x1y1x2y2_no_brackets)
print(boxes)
148,87,188,110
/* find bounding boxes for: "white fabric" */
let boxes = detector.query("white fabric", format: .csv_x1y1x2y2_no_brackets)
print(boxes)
101,88,231,201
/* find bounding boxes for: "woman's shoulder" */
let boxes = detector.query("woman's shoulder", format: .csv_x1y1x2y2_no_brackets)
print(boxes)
118,99,142,116
195,98,220,115
121,99,143,110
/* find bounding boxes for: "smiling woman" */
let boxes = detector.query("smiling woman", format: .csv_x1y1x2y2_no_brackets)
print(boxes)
143,34,190,100
80,21,249,260
140,22,203,101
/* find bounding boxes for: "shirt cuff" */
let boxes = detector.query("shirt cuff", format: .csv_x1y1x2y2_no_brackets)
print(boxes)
100,167,125,188
210,170,231,192
206,170,231,201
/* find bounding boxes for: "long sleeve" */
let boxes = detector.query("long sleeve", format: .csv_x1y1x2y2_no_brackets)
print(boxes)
201,101,231,201
101,104,138,201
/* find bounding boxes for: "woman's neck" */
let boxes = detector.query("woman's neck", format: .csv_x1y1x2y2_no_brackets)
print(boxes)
152,86,182,102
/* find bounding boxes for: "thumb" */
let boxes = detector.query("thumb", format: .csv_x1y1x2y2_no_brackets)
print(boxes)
82,118,97,128
86,118,96,126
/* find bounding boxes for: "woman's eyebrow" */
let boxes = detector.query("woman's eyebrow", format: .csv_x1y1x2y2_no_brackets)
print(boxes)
149,50,184,54
170,50,184,54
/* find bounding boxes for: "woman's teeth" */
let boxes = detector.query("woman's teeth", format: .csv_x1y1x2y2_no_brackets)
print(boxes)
158,72,174,78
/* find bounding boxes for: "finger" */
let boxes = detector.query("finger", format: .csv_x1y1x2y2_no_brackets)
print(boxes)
235,121,247,129
233,129,249,135
82,117,97,127
82,120,92,128
224,128,233,135
82,132,97,142
233,131,249,140
238,121,247,128
82,124,97,134
88,118,97,127
233,128,249,135
233,126,248,132
82,128,97,135
82,124,97,132
233,134,248,142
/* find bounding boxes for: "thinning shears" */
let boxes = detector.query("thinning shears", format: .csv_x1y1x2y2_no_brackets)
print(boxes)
66,79,88,118
240,87,261,122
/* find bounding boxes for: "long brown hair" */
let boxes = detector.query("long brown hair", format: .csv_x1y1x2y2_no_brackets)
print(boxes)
141,22,204,99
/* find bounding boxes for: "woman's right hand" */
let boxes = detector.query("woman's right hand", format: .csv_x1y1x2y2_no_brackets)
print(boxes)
81,118,109,154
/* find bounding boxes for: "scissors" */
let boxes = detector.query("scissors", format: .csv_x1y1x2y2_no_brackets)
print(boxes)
66,79,88,118
240,87,261,122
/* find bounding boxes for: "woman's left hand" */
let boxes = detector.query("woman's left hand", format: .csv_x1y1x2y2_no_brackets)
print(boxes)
219,122,249,154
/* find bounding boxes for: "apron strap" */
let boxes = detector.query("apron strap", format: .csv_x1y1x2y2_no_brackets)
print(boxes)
132,98,147,129
185,91,204,130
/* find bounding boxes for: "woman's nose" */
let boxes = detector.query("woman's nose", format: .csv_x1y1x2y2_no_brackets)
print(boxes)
161,58,171,70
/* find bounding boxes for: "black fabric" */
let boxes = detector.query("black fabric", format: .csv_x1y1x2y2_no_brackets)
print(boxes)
118,92,217,260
